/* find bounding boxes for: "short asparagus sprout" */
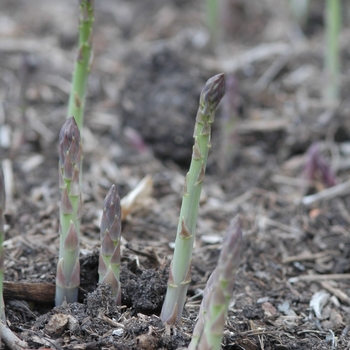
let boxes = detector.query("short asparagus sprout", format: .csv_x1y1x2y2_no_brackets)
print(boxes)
56,117,82,305
98,185,122,304
67,0,94,130
304,143,336,190
160,73,225,324
188,216,243,350
0,165,5,322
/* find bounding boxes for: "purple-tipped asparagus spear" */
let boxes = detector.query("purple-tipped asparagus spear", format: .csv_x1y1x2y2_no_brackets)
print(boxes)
98,185,122,304
304,143,336,190
160,74,225,324
188,216,243,350
0,165,5,321
56,117,82,305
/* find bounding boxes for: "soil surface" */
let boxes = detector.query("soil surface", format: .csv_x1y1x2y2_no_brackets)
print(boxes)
1,0,350,349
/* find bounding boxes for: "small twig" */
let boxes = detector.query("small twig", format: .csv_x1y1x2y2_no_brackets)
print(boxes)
203,42,296,73
125,244,160,267
0,322,27,350
259,216,301,235
253,54,289,93
99,314,125,328
271,174,309,187
249,320,265,350
297,329,327,335
300,179,350,206
289,273,350,283
320,281,350,305
283,251,335,263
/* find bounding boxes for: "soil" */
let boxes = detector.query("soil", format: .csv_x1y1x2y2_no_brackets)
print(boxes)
1,0,350,349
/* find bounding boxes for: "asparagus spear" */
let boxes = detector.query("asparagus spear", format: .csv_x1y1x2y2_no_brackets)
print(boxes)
98,185,122,304
67,0,94,130
188,216,242,350
160,73,225,324
56,117,82,305
0,165,5,321
206,0,219,44
325,0,341,103
56,1,93,304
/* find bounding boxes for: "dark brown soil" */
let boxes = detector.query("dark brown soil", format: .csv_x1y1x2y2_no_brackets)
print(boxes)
1,0,350,349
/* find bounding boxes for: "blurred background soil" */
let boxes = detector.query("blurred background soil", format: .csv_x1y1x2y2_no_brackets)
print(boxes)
1,0,350,349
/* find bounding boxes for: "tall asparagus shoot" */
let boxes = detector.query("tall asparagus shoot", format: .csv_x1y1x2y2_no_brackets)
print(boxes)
0,166,5,322
98,185,122,304
67,0,94,130
206,0,219,44
325,0,341,103
56,117,82,305
188,216,242,350
160,73,225,324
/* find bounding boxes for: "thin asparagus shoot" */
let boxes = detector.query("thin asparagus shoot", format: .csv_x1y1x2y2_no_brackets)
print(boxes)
0,165,5,322
55,117,82,305
188,216,243,350
98,185,122,304
325,0,341,103
160,73,225,324
206,0,219,44
67,0,94,130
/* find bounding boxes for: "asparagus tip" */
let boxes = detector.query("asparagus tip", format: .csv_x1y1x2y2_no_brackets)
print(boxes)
202,73,225,112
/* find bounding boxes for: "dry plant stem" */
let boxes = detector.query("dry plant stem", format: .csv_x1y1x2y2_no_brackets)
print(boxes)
160,73,225,324
301,179,350,206
56,117,82,305
0,166,5,322
0,322,28,350
188,216,242,350
325,0,340,102
98,185,122,304
67,0,94,130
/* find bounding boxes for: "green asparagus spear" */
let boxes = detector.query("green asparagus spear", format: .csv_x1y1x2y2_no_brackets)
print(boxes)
325,0,341,103
67,0,94,130
160,73,225,324
206,0,219,44
188,216,242,350
56,117,82,305
0,166,5,321
98,185,122,304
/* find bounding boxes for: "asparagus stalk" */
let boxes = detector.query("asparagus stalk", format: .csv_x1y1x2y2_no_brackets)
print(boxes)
188,216,242,350
188,266,218,350
0,165,5,322
160,73,225,324
67,0,94,130
98,185,122,304
206,0,219,44
56,117,82,305
325,0,341,103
